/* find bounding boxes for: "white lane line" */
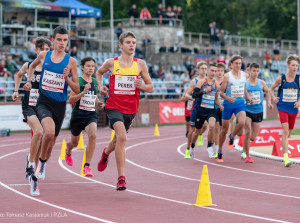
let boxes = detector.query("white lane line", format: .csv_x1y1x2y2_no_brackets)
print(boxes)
0,150,114,223
59,137,291,223
177,143,300,180
8,182,98,187
126,143,300,199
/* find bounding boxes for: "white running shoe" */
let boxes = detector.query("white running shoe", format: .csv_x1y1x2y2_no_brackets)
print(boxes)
29,176,40,196
35,161,46,180
190,147,195,158
206,147,215,158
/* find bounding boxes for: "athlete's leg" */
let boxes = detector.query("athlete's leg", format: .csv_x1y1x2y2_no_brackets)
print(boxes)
243,117,252,156
219,119,230,150
85,122,97,164
40,117,55,160
207,117,216,143
233,111,246,137
66,135,80,155
281,123,289,154
27,115,43,166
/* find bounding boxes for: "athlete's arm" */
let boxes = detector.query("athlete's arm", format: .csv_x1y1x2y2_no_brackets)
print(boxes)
137,59,153,93
68,83,91,105
192,80,205,98
96,58,113,95
65,58,80,94
220,74,235,103
12,62,29,100
184,79,196,100
96,97,105,109
24,51,46,91
269,76,281,104
215,89,224,111
261,80,273,109
244,85,253,104
181,88,189,101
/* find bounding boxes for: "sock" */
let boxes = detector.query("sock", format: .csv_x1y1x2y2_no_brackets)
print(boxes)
39,158,47,163
191,143,195,148
66,153,71,156
28,161,35,169
215,145,219,152
230,133,234,140
283,153,289,159
207,141,213,148
84,163,90,167
32,175,38,181
186,147,190,150
218,147,223,154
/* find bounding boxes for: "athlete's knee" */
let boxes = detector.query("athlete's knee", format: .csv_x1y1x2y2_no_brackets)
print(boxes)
117,133,127,143
250,136,256,141
33,129,43,138
208,124,214,132
44,131,55,140
88,133,96,142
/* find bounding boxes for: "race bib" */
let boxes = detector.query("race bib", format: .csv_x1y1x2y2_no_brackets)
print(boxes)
28,89,39,106
249,91,261,104
200,94,215,109
79,94,97,111
41,70,65,93
231,85,244,98
187,100,193,110
282,89,298,102
114,75,136,95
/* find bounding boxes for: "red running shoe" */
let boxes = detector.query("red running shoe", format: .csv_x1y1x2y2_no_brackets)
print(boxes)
116,176,126,191
98,147,109,172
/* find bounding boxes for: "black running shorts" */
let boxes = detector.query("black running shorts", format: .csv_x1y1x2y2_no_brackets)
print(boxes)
105,109,136,132
70,116,97,136
246,111,263,123
22,103,37,123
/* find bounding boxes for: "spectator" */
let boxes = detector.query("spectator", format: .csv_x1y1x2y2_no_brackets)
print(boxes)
184,57,190,69
165,69,176,98
219,29,226,53
273,42,281,60
173,5,178,18
5,56,18,78
193,44,200,54
10,13,18,23
159,42,167,53
188,60,196,75
275,37,282,47
24,38,36,59
0,60,8,80
165,6,175,26
156,4,163,25
129,4,139,26
70,46,77,58
169,43,179,53
115,23,123,40
22,16,32,27
177,6,183,20
140,7,151,25
208,23,216,45
134,45,145,59
157,64,165,80
215,29,220,54
143,35,151,56
217,55,226,64
264,51,272,68
180,70,191,85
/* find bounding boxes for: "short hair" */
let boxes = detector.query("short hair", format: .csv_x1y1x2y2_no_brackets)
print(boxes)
35,37,51,49
250,63,260,69
286,55,300,64
208,63,217,68
217,63,225,70
196,61,208,69
119,31,136,44
246,63,251,68
53,26,68,39
81,57,96,67
230,55,243,64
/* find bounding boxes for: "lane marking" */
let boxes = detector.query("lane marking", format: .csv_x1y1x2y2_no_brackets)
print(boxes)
8,181,98,187
58,137,291,223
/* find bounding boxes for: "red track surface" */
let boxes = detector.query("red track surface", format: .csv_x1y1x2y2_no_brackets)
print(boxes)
0,121,300,223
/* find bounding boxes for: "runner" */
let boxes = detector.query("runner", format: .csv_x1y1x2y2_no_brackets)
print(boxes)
218,55,250,162
181,87,194,138
242,63,273,162
192,63,223,158
96,31,153,190
184,61,208,158
270,55,300,167
12,37,51,196
23,26,80,195
65,57,104,177
214,63,225,161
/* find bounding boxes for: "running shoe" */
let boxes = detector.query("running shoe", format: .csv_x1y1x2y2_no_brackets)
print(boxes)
98,147,109,172
116,176,126,191
190,147,195,158
216,153,224,163
206,147,215,158
214,152,218,159
35,161,46,180
241,152,247,159
184,149,191,159
25,155,34,180
197,135,204,146
83,166,94,177
228,134,234,150
29,176,40,196
245,156,254,163
284,157,292,167
65,153,74,166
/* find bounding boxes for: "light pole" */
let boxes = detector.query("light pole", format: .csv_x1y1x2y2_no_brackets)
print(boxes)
110,0,114,55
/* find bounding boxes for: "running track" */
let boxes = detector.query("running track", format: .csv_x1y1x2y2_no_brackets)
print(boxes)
0,123,300,223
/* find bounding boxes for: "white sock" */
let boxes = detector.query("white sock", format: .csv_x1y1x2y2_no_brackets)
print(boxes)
29,161,35,169
215,145,219,153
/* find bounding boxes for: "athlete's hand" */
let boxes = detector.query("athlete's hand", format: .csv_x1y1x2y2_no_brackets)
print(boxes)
24,82,32,91
247,98,253,105
97,101,105,109
100,86,108,96
205,86,212,93
272,97,279,104
268,102,274,109
12,92,19,101
63,65,70,80
220,105,224,111
227,97,236,103
134,76,143,89
294,100,300,108
84,83,91,93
